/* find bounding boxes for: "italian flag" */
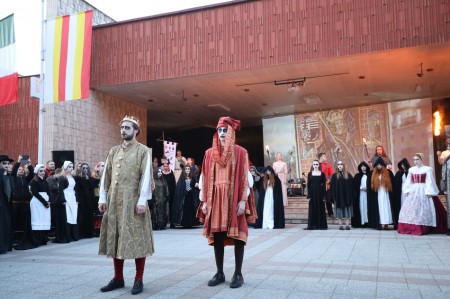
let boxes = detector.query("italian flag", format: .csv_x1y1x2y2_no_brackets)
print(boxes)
0,14,18,106
44,11,92,103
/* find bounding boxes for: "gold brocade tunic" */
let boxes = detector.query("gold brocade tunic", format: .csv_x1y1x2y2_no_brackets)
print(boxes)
98,141,154,259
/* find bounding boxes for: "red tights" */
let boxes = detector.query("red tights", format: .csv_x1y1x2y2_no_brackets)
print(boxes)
113,257,146,281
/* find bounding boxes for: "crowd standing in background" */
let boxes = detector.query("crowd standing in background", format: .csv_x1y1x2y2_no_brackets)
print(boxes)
0,122,450,270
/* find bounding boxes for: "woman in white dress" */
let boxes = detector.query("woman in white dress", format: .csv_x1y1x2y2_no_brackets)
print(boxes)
255,166,285,229
367,157,395,230
61,161,79,241
398,153,448,235
272,153,288,206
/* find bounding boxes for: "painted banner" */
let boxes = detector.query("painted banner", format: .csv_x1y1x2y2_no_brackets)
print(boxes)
44,10,92,103
163,141,177,172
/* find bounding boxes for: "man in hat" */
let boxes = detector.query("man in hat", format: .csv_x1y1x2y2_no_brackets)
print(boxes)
367,157,395,230
437,138,450,165
441,144,450,235
0,155,14,254
98,116,154,295
197,117,257,289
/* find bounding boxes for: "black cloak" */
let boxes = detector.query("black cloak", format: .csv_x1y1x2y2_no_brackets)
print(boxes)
330,172,354,209
172,173,198,227
162,170,176,226
74,176,96,238
366,157,395,229
351,161,370,228
305,171,327,230
392,158,411,229
254,166,285,229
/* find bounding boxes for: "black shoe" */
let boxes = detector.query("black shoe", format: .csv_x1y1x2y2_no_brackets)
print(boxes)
131,280,143,295
100,278,124,292
230,273,244,288
345,225,351,230
208,272,225,286
339,226,344,230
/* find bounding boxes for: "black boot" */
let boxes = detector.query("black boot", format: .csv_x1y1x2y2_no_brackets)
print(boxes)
131,279,143,295
208,272,225,286
230,273,244,288
100,278,124,292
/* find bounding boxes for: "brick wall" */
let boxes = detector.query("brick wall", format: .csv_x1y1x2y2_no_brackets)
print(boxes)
91,0,450,87
0,77,39,163
42,90,147,168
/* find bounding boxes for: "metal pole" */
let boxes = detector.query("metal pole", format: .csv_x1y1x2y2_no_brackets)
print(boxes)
38,0,45,163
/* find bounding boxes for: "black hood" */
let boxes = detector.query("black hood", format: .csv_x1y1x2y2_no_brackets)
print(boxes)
357,161,370,173
373,156,386,167
264,165,275,174
397,158,411,172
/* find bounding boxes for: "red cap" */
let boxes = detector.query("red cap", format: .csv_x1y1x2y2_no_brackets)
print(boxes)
216,116,241,131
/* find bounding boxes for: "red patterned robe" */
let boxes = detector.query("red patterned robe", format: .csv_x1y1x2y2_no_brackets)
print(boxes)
197,128,256,246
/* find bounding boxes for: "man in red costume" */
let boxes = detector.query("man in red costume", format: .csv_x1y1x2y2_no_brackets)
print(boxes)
197,117,256,289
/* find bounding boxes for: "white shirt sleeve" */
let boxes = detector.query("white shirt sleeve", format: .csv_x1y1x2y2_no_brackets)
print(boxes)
246,171,253,197
137,153,152,206
98,157,109,204
198,174,204,201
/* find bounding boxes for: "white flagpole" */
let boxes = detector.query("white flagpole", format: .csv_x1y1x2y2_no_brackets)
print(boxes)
38,0,45,163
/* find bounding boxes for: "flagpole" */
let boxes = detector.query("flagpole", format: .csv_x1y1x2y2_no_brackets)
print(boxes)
38,0,45,164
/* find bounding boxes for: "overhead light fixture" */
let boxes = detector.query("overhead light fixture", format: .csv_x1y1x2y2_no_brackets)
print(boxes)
287,83,297,92
417,62,424,78
274,77,306,92
274,77,306,86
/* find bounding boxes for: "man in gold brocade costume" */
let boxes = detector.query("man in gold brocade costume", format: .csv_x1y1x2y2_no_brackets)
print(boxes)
98,116,154,295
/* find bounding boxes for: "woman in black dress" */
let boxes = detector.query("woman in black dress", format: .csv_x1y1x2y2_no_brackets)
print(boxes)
304,159,327,230
173,166,198,228
74,163,95,239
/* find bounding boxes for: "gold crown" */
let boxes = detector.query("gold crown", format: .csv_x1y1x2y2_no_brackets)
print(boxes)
121,115,140,128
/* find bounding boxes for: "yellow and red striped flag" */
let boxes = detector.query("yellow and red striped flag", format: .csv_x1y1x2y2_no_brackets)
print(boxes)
44,11,92,103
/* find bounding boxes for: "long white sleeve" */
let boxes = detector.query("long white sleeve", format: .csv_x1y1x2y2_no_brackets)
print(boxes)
98,157,109,204
198,174,204,201
246,171,253,197
137,153,152,206
424,166,439,196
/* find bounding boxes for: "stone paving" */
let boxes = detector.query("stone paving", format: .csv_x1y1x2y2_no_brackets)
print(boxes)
1,224,450,298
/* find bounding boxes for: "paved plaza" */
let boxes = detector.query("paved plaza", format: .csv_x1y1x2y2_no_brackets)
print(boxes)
1,224,450,298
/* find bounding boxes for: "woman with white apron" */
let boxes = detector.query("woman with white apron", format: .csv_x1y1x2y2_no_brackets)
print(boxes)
62,161,79,241
29,164,50,246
